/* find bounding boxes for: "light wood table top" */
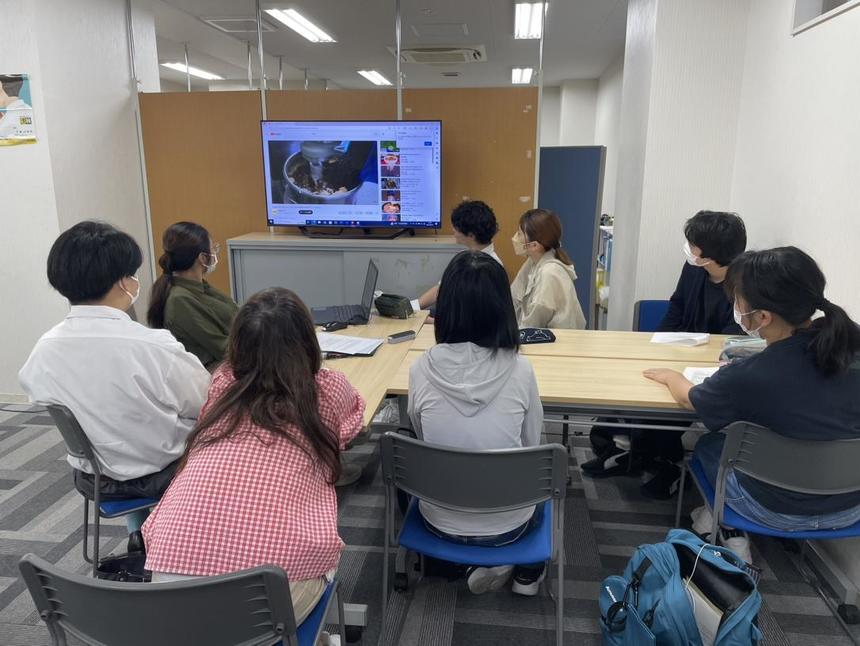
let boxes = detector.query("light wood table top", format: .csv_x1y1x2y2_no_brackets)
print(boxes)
389,350,719,411
323,312,427,426
410,326,729,363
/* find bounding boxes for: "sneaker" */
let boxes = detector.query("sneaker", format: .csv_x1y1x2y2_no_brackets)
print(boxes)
466,565,514,594
720,529,753,565
511,565,546,596
581,447,632,478
640,463,681,500
690,505,714,536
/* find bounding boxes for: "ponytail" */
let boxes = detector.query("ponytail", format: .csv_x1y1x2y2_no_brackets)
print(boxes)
146,253,175,328
554,246,573,266
810,299,860,376
146,221,212,329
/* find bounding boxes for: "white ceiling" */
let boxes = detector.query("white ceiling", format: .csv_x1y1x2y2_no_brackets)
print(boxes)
156,0,628,89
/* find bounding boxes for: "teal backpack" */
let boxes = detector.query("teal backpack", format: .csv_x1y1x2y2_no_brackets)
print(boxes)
600,529,762,645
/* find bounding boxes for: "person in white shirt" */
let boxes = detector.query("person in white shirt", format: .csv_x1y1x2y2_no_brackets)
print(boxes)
19,221,211,543
0,75,35,141
415,200,504,311
408,250,546,597
510,208,587,330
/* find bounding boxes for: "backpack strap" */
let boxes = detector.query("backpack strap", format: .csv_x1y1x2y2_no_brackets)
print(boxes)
605,557,653,629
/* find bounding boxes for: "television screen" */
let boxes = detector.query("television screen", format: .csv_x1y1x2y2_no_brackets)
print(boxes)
261,120,441,228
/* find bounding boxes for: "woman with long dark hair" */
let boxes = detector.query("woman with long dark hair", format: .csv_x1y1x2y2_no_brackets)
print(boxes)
510,209,586,329
409,250,546,597
147,222,237,369
645,247,860,555
142,288,365,623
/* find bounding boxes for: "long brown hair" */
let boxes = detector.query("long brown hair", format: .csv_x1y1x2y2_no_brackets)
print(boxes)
519,208,573,266
180,288,342,483
147,222,212,328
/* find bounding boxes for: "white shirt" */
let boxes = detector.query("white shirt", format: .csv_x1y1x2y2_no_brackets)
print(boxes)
0,98,35,140
479,242,503,267
19,306,211,480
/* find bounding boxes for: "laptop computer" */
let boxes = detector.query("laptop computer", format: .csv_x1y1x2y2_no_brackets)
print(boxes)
311,260,379,326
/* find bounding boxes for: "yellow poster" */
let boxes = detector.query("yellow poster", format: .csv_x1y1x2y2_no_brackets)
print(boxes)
0,74,36,146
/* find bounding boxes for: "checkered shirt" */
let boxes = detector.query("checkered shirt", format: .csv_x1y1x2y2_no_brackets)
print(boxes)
143,366,365,581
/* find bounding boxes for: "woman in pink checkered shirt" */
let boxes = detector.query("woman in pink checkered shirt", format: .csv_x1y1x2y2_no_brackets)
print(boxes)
142,288,365,624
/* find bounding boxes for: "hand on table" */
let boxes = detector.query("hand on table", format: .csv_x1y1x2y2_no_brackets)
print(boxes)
642,368,683,385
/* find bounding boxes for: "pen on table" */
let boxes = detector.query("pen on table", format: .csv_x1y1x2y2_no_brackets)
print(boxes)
323,351,350,360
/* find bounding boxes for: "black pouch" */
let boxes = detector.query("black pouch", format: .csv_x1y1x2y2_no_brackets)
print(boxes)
96,550,151,583
519,328,557,344
375,293,414,319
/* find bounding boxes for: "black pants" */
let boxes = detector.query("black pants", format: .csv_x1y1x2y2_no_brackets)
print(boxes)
73,460,180,502
590,424,686,464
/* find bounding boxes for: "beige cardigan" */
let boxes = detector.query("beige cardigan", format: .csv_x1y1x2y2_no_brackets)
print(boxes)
511,251,587,329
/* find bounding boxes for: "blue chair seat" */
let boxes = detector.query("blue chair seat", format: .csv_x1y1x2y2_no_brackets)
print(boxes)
294,579,337,646
690,456,860,540
98,498,158,518
398,501,553,567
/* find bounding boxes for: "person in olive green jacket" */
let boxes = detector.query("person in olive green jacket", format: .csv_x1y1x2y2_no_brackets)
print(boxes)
147,222,238,370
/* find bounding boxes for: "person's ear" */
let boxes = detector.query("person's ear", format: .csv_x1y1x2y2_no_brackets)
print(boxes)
757,310,774,328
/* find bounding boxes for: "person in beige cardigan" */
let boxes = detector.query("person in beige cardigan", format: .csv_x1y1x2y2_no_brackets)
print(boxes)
510,208,587,330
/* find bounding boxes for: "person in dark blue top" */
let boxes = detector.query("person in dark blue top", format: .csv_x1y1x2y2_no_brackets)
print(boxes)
645,247,860,534
584,211,748,499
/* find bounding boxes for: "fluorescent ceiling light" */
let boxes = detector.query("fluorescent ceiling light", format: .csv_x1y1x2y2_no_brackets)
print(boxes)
511,67,534,84
514,2,545,39
160,62,223,80
358,70,392,86
265,8,336,43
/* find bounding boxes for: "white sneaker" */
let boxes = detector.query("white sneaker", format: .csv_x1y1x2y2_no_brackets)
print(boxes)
511,567,546,597
466,565,514,594
690,505,714,536
720,532,753,565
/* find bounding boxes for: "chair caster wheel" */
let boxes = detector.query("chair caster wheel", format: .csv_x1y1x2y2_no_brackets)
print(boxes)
345,625,363,643
838,603,860,624
393,572,408,591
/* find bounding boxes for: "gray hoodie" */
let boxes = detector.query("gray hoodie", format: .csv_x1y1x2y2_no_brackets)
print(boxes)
408,342,544,536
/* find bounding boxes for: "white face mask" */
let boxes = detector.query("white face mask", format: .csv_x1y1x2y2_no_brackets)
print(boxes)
512,230,528,256
733,306,762,338
121,275,140,309
683,241,711,267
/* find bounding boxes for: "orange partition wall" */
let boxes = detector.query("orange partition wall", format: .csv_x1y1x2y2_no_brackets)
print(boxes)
140,88,537,291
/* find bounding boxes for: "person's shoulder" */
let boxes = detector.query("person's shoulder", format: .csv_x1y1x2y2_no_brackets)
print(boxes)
316,367,353,393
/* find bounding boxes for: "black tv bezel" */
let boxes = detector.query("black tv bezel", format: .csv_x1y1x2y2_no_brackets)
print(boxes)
260,119,442,230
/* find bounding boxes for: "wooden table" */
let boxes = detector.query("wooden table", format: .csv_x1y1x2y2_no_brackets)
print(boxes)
410,326,730,363
324,312,427,426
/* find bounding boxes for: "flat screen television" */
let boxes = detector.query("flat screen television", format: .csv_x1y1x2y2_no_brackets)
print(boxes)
261,120,441,229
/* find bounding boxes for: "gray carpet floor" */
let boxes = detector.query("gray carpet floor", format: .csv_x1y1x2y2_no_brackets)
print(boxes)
0,404,857,645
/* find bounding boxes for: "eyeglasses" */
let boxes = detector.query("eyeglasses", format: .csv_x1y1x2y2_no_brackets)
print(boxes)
211,243,221,255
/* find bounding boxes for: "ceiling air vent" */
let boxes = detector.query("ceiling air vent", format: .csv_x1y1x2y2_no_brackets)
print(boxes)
441,71,461,78
392,46,487,65
202,17,277,33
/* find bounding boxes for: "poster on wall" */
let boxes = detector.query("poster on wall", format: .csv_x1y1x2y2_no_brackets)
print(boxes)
0,74,36,146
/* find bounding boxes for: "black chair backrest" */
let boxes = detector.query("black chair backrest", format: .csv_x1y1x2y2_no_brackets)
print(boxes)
19,553,296,646
46,404,95,463
722,421,860,495
380,432,568,513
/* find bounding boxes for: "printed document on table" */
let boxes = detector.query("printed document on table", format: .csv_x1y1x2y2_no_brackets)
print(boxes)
317,332,383,356
683,366,720,385
651,332,710,346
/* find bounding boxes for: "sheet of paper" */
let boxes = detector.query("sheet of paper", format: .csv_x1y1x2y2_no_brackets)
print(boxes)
683,366,720,385
317,332,383,356
685,579,724,646
651,332,710,347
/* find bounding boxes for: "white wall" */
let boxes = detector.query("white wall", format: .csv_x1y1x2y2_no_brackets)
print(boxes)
0,0,69,398
608,0,749,330
594,56,624,216
728,0,860,581
539,85,561,147
0,0,159,398
558,79,598,145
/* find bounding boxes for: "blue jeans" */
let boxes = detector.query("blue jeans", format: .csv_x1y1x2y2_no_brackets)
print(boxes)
421,504,545,573
695,432,860,532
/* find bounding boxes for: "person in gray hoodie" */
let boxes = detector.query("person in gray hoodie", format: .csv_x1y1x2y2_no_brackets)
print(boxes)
408,250,546,597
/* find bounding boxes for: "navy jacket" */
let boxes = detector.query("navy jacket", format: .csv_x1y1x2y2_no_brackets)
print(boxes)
657,264,742,335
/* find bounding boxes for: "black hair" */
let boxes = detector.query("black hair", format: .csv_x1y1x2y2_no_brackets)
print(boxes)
450,200,499,246
683,210,747,267
725,247,860,376
435,250,520,351
0,75,24,98
147,222,212,328
47,221,142,304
